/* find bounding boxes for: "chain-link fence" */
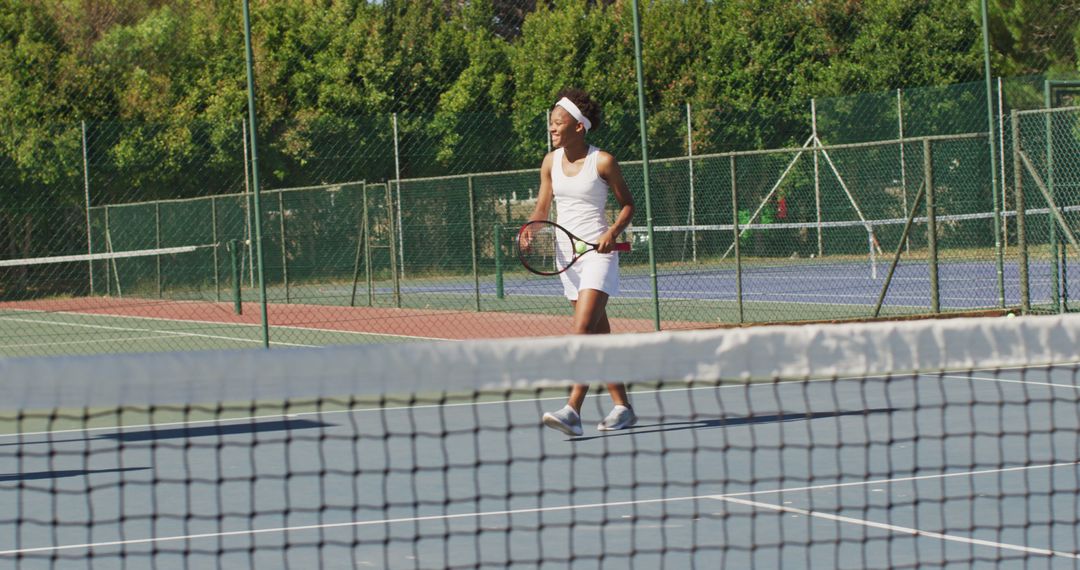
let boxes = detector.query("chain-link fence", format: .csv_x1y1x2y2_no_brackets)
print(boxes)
2,0,1078,356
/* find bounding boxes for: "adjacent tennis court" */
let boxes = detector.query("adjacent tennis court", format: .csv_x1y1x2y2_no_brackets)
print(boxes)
3,251,1075,358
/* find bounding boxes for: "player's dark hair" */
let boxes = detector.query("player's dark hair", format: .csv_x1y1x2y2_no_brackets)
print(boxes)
554,88,602,132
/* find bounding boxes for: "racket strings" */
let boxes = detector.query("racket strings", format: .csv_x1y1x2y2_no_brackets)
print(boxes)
518,222,568,275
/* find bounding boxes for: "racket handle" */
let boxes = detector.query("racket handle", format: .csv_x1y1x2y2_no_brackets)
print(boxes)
613,242,631,252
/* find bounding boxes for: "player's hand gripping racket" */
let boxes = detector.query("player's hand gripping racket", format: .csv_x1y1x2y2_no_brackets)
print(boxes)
517,220,630,276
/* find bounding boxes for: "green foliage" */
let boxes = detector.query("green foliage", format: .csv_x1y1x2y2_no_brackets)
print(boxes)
983,0,1080,76
1,0,1078,259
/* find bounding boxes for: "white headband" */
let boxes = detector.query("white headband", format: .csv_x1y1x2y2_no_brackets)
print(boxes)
555,97,592,132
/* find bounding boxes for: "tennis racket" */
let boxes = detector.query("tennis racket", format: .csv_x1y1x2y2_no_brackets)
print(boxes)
517,220,630,276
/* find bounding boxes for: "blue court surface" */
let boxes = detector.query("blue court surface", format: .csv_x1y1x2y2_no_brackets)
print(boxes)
464,258,1079,311
3,364,1079,568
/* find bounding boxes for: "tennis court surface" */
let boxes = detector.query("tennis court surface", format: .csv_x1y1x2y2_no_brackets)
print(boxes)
3,314,1080,568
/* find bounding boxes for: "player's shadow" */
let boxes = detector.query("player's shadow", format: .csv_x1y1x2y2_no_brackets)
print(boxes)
569,408,896,441
2,419,333,447
100,419,331,442
0,467,150,483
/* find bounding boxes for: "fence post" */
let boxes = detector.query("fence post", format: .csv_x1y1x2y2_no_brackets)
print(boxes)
980,0,1006,309
242,0,270,348
385,181,401,308
1012,110,1030,313
494,223,504,300
924,139,939,313
104,206,113,296
392,113,405,279
242,120,255,288
812,98,823,257
732,155,743,324
468,176,481,312
228,239,242,315
997,77,1008,254
278,191,289,303
155,202,162,298
350,181,367,307
631,0,661,331
897,89,909,254
211,196,220,301
364,182,373,306
1044,81,1061,313
82,120,94,296
686,101,697,262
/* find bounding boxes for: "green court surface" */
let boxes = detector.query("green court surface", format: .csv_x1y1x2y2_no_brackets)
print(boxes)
0,310,412,358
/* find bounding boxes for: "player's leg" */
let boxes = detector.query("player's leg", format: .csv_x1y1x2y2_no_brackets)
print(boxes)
583,306,632,409
575,290,637,431
541,297,595,436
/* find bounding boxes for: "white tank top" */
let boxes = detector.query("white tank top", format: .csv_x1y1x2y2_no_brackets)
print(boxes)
551,146,609,241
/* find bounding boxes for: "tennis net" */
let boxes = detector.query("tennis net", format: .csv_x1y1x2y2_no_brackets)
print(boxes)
3,314,1080,567
0,244,224,304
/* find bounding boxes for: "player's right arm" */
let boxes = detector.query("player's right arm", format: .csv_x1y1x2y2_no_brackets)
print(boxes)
529,152,555,223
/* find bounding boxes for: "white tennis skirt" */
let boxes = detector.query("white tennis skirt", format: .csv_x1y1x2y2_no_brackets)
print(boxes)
558,251,620,300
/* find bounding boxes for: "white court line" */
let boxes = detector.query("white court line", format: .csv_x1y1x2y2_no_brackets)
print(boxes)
1,460,1076,557
507,280,924,307
615,285,994,307
714,496,1080,559
0,306,450,342
946,374,1080,390
0,316,315,348
0,334,180,350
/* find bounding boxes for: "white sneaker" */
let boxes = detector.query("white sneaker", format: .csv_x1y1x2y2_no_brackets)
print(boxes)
597,405,637,431
542,405,583,436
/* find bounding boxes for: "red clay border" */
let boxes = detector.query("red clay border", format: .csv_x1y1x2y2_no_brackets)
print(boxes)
0,297,695,340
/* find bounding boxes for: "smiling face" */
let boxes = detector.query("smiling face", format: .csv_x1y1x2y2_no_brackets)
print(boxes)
549,106,583,149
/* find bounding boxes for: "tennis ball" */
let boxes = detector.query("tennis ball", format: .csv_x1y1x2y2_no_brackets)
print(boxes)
574,241,588,254
1005,312,1016,319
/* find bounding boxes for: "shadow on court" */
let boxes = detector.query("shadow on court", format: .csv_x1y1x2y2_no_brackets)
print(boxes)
3,419,333,447
569,408,897,441
0,467,150,483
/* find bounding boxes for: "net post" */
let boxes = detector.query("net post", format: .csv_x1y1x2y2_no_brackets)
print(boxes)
228,239,242,315
155,202,162,299
494,223,504,300
731,154,744,324
212,196,220,302
278,191,289,304
468,177,481,312
385,180,401,308
924,138,939,313
1013,110,1030,314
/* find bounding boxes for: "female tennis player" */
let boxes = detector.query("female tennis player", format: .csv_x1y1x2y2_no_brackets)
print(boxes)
531,88,637,436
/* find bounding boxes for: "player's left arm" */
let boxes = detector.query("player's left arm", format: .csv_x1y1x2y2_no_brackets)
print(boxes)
595,152,635,254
